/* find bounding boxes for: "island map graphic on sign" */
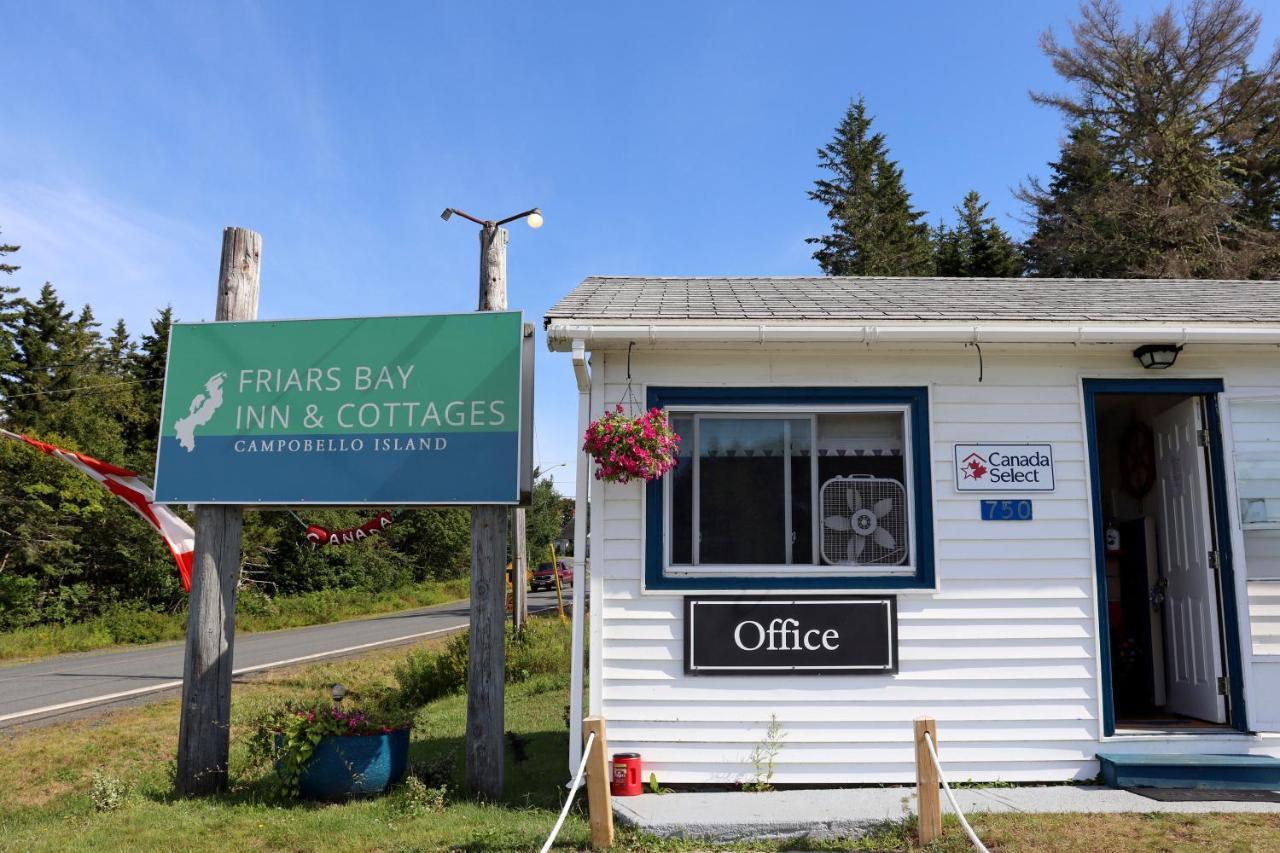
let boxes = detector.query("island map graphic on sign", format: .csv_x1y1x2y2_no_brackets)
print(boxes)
174,372,227,452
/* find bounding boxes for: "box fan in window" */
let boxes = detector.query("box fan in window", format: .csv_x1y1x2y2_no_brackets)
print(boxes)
821,476,908,566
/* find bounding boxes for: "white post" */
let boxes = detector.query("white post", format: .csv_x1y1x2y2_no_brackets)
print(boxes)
568,339,590,776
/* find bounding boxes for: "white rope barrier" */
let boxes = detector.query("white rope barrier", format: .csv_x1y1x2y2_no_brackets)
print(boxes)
923,730,990,853
540,730,596,853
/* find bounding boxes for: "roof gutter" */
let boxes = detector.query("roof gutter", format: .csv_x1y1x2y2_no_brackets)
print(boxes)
546,321,1280,349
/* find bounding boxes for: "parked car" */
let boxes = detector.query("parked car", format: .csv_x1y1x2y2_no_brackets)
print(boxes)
531,559,572,591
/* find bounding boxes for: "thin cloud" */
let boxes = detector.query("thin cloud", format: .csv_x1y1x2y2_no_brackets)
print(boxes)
0,183,209,331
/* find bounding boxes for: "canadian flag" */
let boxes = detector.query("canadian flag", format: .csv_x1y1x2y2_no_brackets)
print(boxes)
1,428,194,591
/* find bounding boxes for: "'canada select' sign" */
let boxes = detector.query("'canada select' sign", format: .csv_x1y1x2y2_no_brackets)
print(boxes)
953,443,1055,492
154,312,525,505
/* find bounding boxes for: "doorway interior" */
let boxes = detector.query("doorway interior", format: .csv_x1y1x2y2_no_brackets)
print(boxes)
1088,384,1242,734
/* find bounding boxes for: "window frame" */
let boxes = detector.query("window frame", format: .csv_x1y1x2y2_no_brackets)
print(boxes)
644,386,936,592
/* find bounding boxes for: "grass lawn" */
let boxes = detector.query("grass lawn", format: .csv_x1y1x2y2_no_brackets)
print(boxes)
0,578,470,663
2,628,1278,851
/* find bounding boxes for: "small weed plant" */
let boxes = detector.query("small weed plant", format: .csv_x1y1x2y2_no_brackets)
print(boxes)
397,776,448,816
743,714,785,792
89,771,129,812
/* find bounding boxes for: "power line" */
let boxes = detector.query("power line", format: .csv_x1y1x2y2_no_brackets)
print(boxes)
0,376,163,400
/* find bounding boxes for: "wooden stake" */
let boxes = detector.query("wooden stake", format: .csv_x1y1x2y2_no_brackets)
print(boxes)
583,716,614,849
465,221,509,799
914,717,941,845
175,227,260,796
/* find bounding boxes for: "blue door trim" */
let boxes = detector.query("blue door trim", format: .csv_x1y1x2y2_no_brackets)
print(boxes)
644,386,935,592
1082,378,1247,735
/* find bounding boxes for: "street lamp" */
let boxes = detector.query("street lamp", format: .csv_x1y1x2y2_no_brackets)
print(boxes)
440,207,543,228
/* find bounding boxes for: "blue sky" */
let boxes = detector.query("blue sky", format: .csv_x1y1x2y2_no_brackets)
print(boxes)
4,1,1278,494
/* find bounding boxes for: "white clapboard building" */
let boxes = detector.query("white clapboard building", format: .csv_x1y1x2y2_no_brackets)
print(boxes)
546,276,1280,786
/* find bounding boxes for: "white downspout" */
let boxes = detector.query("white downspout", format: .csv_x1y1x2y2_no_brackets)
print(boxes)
568,339,590,779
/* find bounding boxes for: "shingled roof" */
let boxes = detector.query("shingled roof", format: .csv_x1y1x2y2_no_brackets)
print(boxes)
544,276,1280,325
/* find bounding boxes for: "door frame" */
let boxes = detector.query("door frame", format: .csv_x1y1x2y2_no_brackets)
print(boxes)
1082,378,1248,735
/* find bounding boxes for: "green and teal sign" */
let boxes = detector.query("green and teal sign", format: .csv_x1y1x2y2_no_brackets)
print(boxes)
154,312,526,505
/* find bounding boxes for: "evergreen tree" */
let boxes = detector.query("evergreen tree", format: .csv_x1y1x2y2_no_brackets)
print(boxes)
807,97,933,276
1019,123,1134,277
1026,0,1280,278
103,319,135,378
0,227,17,276
933,191,1024,277
3,283,77,429
126,306,172,470
0,232,21,405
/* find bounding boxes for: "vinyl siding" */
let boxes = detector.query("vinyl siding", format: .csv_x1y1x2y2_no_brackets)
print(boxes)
585,344,1280,783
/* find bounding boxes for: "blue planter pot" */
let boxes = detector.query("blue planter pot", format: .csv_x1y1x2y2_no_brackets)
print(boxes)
285,729,410,801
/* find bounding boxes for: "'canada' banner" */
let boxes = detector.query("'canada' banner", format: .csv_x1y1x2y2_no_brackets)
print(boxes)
153,312,524,505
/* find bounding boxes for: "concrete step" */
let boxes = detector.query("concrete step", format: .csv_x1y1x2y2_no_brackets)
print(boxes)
1096,752,1280,790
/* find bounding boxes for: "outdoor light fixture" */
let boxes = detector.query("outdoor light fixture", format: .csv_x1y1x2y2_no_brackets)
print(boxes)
1133,344,1182,370
331,683,347,706
439,207,543,228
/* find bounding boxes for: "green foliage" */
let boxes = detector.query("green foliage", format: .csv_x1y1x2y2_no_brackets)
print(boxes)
0,578,468,660
392,617,572,708
807,97,933,276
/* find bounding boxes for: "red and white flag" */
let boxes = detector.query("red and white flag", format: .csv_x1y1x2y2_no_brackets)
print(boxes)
0,428,195,591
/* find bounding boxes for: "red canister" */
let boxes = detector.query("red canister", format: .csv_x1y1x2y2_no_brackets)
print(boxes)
610,752,642,796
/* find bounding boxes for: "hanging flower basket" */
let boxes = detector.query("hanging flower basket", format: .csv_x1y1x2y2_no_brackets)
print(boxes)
584,405,681,484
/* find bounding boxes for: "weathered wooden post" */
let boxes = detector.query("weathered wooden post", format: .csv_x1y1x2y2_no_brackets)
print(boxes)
465,221,509,799
914,716,941,844
175,227,260,796
583,715,615,849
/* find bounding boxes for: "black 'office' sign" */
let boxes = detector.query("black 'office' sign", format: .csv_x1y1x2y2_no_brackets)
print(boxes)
684,595,897,675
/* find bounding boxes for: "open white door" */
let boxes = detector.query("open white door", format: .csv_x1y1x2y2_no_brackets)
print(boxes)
1153,398,1227,723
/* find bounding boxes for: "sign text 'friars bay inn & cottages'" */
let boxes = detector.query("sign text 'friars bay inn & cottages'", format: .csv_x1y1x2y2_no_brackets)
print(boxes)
153,312,525,505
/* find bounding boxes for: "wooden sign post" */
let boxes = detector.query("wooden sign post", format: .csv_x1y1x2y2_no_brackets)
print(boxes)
175,227,261,796
465,221,509,799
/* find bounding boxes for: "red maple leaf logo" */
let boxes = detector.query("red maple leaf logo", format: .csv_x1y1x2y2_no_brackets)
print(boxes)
966,460,988,480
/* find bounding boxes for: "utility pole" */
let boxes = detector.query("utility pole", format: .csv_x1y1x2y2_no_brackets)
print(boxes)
176,227,261,796
443,205,541,800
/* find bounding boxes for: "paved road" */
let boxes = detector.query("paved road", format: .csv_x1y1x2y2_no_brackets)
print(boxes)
0,589,568,728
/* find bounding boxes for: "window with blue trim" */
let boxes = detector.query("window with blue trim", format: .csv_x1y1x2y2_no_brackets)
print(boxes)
645,388,935,591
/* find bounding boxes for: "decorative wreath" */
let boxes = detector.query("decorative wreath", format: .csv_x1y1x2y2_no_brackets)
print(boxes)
1120,420,1156,499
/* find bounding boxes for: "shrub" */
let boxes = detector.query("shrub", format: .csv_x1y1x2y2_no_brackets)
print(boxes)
393,618,572,708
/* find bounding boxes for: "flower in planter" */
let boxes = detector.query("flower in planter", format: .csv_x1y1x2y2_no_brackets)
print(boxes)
583,405,680,484
251,692,413,798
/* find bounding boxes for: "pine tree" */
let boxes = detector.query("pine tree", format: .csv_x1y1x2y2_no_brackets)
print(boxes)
934,191,1024,277
3,283,77,429
103,319,135,378
1026,0,1280,277
125,306,172,470
807,98,933,276
1020,124,1137,277
0,232,21,403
